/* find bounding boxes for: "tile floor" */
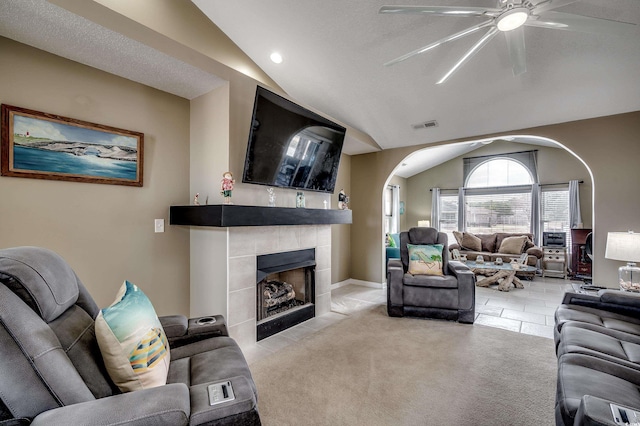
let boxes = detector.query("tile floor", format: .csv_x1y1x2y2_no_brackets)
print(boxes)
243,275,577,365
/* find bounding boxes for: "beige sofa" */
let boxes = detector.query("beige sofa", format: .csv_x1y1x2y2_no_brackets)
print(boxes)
448,232,543,274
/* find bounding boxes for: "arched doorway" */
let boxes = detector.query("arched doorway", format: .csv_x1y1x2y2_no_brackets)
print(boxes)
381,135,594,281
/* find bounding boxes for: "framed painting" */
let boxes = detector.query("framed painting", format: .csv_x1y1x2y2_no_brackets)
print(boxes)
1,104,144,186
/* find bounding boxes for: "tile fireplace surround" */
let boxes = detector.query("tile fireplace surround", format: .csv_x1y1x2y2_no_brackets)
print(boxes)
170,205,351,351
227,225,331,348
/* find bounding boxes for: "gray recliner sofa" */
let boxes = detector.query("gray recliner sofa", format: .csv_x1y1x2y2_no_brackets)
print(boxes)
554,289,640,425
387,227,476,323
0,246,260,425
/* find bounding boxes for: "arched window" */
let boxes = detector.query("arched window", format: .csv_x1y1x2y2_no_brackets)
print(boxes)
462,157,535,234
437,149,572,247
466,158,534,188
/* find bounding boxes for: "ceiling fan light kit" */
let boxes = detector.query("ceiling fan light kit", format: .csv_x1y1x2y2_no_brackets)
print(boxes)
496,7,529,32
380,0,636,83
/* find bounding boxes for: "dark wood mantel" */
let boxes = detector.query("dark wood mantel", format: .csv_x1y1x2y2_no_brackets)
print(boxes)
170,204,352,227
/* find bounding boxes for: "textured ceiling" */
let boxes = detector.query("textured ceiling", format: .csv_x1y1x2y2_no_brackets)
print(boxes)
193,0,640,156
1,1,638,171
0,0,226,100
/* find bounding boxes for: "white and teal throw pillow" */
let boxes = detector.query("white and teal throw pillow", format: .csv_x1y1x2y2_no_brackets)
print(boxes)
407,243,444,276
95,280,170,392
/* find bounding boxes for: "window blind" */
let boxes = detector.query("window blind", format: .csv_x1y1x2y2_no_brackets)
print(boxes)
439,193,458,244
465,191,532,234
542,187,572,248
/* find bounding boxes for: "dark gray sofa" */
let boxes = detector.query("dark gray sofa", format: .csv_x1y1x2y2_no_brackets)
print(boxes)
0,246,260,425
387,227,476,323
554,289,640,425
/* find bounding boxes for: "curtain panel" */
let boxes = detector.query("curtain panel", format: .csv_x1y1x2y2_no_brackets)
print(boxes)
457,187,466,232
391,185,400,234
431,188,440,230
531,183,541,245
569,179,582,229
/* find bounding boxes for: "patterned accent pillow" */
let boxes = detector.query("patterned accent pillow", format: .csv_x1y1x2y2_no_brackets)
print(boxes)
407,244,444,276
95,281,170,392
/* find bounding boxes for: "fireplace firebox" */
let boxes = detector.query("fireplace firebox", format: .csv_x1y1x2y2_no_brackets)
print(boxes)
256,248,315,341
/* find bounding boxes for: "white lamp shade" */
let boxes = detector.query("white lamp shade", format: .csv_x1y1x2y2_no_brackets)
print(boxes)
605,232,640,262
418,220,430,227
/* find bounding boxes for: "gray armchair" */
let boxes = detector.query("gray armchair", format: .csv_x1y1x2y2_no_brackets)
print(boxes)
0,246,260,425
387,227,476,323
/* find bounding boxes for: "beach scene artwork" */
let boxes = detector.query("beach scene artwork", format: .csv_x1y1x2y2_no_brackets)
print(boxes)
2,105,143,186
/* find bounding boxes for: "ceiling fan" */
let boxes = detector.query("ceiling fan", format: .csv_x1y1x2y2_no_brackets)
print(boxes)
380,0,636,84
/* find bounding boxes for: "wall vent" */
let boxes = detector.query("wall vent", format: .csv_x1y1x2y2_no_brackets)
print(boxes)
412,120,438,130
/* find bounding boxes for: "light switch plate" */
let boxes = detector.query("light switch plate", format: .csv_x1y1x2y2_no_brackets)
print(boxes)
154,219,165,233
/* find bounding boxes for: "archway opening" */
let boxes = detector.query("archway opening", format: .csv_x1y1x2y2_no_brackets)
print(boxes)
381,135,595,282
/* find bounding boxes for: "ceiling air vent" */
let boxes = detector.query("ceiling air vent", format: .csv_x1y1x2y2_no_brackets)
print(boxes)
412,120,438,130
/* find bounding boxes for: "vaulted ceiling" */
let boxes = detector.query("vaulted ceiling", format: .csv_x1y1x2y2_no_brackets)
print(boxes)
1,1,639,172
194,0,640,155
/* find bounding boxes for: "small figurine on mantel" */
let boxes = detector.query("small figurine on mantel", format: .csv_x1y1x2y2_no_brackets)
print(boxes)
220,171,235,204
338,189,350,210
193,193,200,205
267,187,276,207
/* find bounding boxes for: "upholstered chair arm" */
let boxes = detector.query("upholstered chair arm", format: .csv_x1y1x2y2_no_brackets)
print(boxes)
448,262,476,323
447,260,470,272
599,290,640,306
526,246,544,259
561,290,640,318
388,258,403,271
448,243,461,251
31,383,190,426
160,314,229,348
387,259,404,316
573,395,640,426
159,315,188,338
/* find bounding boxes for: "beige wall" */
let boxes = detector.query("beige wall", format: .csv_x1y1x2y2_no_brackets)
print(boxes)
351,112,640,286
49,0,358,289
0,37,190,315
387,175,408,232
189,85,230,317
332,154,351,283
404,140,592,231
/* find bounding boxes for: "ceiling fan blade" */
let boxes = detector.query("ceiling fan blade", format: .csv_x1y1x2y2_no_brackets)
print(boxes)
437,27,499,84
505,26,526,76
533,0,580,15
379,5,501,17
384,20,494,67
526,11,637,35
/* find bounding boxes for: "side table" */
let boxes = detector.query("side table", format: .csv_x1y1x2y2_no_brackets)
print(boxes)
542,246,567,279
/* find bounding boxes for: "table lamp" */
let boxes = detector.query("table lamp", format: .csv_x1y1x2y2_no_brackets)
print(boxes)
605,231,640,292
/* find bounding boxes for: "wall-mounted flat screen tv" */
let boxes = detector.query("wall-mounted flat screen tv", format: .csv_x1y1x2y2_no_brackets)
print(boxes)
242,86,346,194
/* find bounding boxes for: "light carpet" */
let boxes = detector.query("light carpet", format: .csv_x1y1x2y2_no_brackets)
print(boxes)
250,305,557,425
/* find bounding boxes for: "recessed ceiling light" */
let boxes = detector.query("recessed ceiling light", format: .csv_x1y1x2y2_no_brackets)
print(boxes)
270,52,283,64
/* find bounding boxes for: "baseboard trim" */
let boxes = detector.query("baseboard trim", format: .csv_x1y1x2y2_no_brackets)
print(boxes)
331,279,352,290
331,279,385,290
